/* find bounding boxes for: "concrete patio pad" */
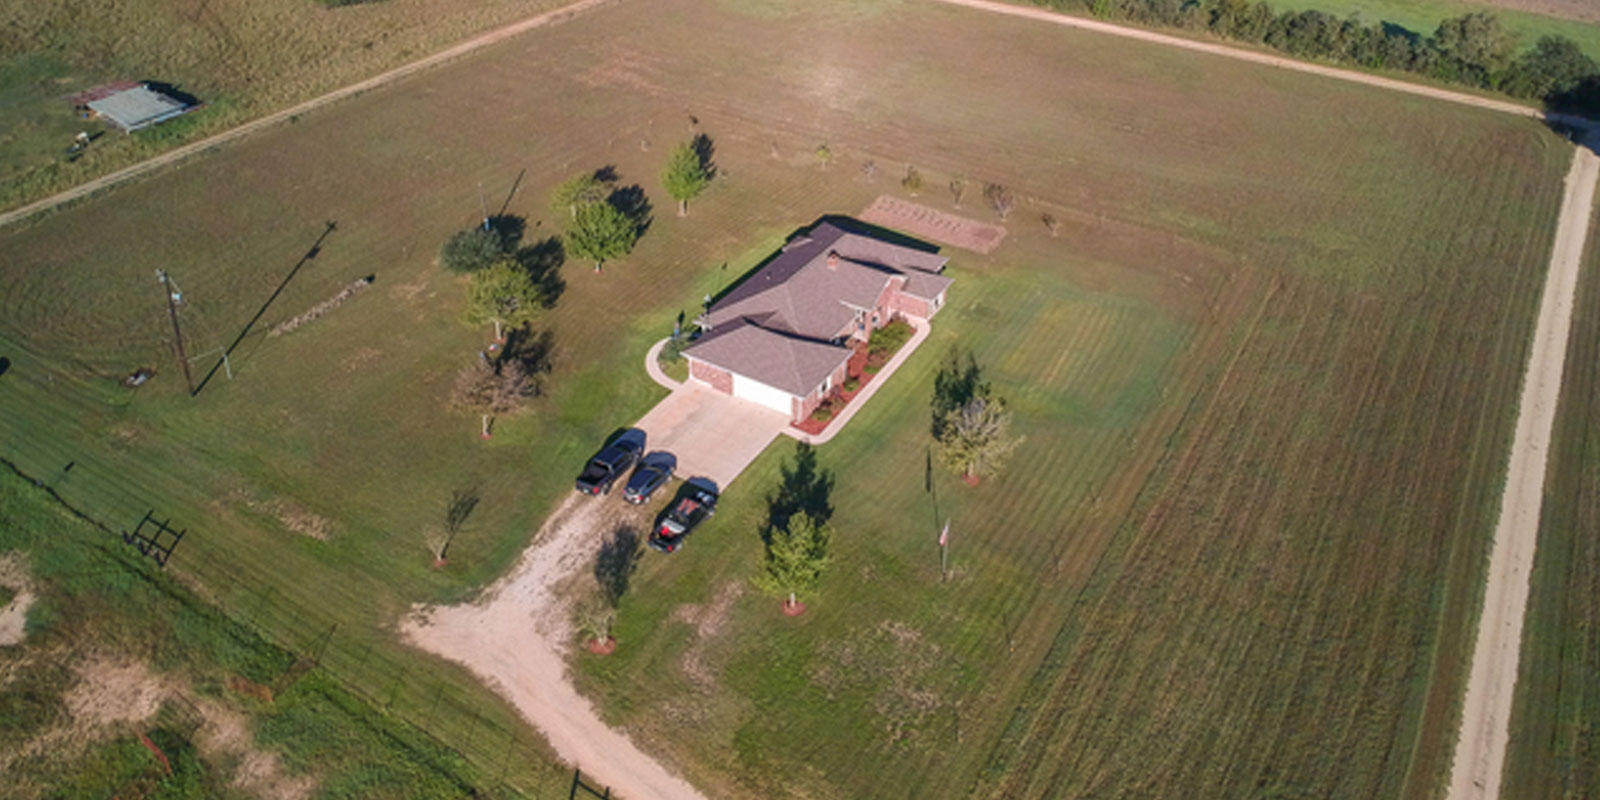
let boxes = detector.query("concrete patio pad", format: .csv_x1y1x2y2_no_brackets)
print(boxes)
632,383,789,491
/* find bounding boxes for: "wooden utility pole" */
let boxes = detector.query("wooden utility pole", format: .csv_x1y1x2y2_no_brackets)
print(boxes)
156,270,194,395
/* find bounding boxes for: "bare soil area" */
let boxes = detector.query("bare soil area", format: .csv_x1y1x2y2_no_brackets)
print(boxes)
859,194,1008,254
0,553,36,646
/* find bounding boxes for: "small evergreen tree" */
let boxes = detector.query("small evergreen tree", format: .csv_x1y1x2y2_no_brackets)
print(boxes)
663,141,711,216
753,511,832,613
440,226,506,274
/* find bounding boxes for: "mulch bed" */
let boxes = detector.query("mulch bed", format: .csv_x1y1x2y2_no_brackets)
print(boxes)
791,345,877,436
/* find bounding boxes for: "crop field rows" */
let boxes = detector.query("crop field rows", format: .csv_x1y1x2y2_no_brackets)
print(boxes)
0,0,1586,797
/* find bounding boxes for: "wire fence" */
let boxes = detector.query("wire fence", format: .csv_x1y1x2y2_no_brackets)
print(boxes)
0,350,579,798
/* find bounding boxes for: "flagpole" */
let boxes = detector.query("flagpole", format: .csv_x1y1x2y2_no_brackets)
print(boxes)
939,519,949,582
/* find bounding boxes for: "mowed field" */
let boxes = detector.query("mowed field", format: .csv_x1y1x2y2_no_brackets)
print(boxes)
1500,192,1600,798
0,0,574,211
1268,0,1600,58
0,0,1574,798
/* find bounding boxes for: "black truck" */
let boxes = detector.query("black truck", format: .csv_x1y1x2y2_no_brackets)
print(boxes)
649,487,717,553
574,439,643,496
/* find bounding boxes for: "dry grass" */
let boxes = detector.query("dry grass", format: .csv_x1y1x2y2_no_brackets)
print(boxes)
0,0,571,210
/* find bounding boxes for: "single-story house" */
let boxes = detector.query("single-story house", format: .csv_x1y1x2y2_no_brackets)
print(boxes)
684,221,952,423
71,82,197,132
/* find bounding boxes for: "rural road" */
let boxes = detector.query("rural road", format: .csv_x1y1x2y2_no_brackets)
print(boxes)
403,495,710,800
1445,133,1599,800
0,0,616,231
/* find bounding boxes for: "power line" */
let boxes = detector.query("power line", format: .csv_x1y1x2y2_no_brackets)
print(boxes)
155,270,194,395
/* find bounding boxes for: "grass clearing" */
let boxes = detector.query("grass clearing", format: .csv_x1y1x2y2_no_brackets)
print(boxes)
1270,0,1600,59
1500,174,1600,799
0,0,1575,796
0,0,575,212
0,468,535,798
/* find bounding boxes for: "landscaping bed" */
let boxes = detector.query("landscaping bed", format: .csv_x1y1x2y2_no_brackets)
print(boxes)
792,318,913,436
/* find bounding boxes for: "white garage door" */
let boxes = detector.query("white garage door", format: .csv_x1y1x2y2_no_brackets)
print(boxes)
731,374,794,416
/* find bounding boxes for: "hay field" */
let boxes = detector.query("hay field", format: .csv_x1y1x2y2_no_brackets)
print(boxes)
0,0,1575,797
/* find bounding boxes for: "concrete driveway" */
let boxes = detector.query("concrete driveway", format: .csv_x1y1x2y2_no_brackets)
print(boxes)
632,381,788,491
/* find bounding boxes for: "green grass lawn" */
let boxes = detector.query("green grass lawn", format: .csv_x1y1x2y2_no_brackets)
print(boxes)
1499,185,1600,799
0,0,1578,796
0,468,551,798
1273,0,1600,59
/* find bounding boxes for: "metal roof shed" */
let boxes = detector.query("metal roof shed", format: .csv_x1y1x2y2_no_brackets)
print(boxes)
85,83,194,132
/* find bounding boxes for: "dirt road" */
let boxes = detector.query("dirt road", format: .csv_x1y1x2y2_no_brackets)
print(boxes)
0,0,615,231
402,495,709,800
928,0,1546,119
1446,137,1599,800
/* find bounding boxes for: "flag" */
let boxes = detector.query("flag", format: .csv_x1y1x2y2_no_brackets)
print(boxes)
939,519,949,548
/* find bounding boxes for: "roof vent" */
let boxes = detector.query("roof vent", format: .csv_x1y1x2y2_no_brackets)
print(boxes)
827,251,840,270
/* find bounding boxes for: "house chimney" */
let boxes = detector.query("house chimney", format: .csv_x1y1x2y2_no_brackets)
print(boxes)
827,251,840,270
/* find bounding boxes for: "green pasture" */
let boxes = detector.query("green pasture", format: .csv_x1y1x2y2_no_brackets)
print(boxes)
0,0,1582,797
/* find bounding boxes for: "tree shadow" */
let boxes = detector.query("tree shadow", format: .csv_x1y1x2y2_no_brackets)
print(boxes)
498,325,555,395
692,133,717,179
1379,21,1420,44
594,525,642,607
0,357,9,378
608,184,653,236
487,214,527,252
515,236,566,308
592,165,619,184
931,347,989,439
763,441,834,543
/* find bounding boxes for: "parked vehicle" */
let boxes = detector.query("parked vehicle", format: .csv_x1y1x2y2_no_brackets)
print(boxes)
575,439,643,495
650,487,717,553
623,456,673,505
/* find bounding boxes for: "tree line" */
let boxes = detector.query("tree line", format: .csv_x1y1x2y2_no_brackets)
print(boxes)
1035,0,1600,117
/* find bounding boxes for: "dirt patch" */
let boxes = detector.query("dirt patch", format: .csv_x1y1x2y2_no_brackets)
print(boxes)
233,493,335,541
193,696,316,800
669,581,743,688
859,194,1008,254
0,553,36,647
64,656,170,728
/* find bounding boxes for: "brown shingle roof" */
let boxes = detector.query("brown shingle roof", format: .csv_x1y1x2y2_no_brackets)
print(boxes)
685,321,852,396
705,222,948,340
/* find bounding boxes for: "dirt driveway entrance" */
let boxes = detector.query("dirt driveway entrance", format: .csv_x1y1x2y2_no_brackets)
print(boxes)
633,382,789,491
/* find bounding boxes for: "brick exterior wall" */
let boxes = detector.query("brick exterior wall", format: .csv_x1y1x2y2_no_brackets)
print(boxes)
886,291,932,320
796,360,851,421
688,357,732,393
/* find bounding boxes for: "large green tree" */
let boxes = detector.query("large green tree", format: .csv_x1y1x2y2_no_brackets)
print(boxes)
1431,12,1517,86
1504,35,1597,100
753,511,832,613
465,261,544,340
565,201,639,272
662,141,710,216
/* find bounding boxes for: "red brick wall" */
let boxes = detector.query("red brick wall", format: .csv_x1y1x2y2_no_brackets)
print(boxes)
688,358,732,393
886,290,932,320
797,360,851,421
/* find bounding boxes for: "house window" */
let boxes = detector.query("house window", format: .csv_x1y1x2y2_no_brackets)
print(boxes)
822,374,832,393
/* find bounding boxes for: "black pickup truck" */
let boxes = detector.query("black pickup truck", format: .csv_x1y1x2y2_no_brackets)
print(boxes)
649,487,717,553
574,439,643,495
